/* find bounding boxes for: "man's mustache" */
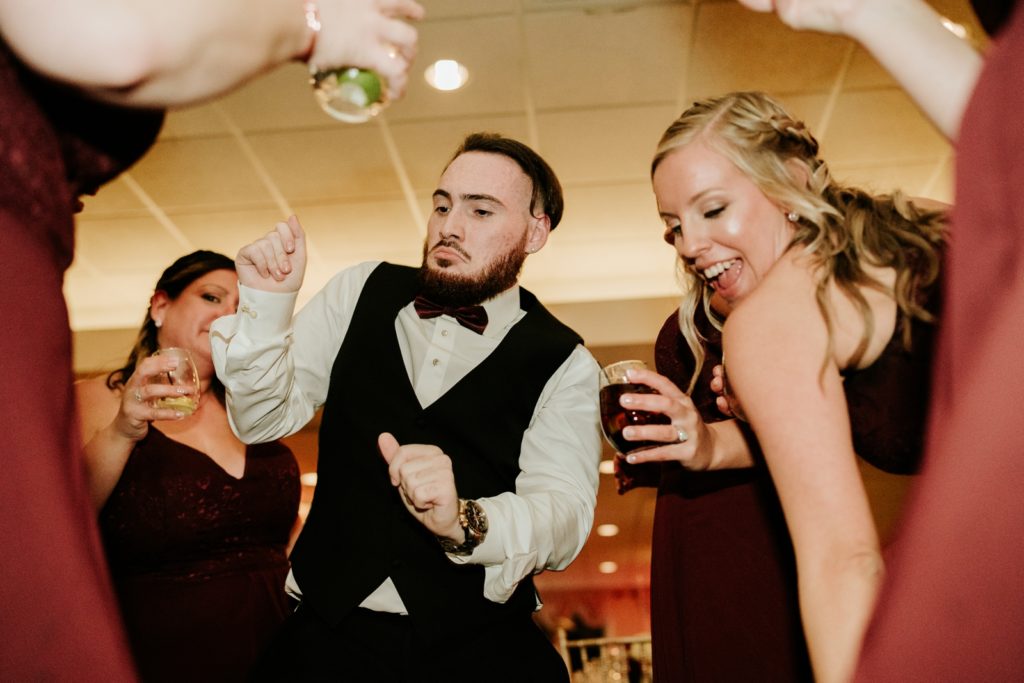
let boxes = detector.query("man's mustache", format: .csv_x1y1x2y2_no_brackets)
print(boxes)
430,238,471,261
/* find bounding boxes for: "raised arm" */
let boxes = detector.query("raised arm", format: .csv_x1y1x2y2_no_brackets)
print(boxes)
723,258,882,683
737,0,983,139
210,217,381,443
0,0,423,106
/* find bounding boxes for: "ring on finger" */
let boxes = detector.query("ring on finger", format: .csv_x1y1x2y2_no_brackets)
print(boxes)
133,389,143,403
674,428,688,444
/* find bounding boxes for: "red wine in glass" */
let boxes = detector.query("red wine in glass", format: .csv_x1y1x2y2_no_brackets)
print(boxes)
599,358,671,454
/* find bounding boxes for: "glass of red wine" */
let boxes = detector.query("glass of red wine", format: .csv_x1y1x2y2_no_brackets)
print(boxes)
599,360,670,455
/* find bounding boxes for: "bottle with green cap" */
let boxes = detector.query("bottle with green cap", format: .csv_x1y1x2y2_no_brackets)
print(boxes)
310,66,387,123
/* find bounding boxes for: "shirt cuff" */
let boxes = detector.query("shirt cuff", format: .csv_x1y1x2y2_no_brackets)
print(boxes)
236,284,299,339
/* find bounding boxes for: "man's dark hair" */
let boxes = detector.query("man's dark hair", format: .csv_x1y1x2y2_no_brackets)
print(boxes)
448,132,564,230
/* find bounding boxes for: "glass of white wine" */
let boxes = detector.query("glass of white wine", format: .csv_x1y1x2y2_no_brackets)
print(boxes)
310,66,387,123
148,347,200,416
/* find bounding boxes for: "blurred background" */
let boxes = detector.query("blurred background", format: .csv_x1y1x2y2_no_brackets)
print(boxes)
70,0,983,647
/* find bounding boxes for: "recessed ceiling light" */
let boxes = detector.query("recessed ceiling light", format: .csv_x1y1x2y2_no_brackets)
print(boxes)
598,561,619,574
424,59,469,91
300,472,318,487
598,459,615,475
596,524,620,537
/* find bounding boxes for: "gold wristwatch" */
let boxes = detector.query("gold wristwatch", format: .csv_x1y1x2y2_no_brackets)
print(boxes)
437,498,488,556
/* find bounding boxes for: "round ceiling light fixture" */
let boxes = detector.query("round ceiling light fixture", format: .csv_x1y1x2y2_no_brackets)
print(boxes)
425,59,469,91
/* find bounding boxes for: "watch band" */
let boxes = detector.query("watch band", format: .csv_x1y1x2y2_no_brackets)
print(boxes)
437,498,488,556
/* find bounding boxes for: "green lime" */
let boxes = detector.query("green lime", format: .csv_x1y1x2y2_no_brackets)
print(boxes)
338,68,383,106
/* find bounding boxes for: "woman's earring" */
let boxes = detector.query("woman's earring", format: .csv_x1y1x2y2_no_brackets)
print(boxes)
786,211,799,223
154,320,162,328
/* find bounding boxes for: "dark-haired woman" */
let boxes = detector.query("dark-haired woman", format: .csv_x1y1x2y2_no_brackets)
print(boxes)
76,251,301,683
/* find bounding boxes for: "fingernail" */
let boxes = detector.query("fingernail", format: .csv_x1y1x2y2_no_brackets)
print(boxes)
621,395,633,405
622,427,634,439
626,455,636,464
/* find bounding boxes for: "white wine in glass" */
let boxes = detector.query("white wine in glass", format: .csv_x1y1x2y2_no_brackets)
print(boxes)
149,347,200,416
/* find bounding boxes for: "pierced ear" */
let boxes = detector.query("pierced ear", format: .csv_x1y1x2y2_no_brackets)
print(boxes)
525,214,551,255
149,290,170,328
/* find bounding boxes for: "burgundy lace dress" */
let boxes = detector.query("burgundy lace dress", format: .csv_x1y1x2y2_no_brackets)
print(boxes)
99,428,300,682
647,300,936,681
0,40,163,680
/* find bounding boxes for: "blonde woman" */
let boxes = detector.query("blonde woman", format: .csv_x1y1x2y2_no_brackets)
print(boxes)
616,91,945,682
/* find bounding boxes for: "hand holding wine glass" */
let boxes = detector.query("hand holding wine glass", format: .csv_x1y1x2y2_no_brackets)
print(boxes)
145,348,200,416
599,360,672,455
601,361,722,473
303,0,425,122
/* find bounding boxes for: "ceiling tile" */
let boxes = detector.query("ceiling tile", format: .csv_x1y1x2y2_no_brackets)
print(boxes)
821,89,949,166
292,199,424,263
79,176,148,216
159,102,231,139
213,62,330,132
386,16,527,121
558,182,664,245
538,105,679,184
65,267,161,331
525,5,692,109
420,0,520,19
167,208,289,258
128,137,273,210
245,126,400,204
689,3,850,98
75,215,190,273
831,159,954,204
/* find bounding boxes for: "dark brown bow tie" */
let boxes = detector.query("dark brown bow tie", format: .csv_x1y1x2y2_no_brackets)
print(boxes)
413,295,488,334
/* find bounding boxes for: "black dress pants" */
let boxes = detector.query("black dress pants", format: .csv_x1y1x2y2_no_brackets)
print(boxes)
253,604,569,682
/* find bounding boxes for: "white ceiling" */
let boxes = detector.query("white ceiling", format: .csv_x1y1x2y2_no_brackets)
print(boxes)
70,0,981,358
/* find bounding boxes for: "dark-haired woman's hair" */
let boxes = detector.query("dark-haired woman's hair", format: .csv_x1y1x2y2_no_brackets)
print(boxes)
106,250,235,404
651,91,947,390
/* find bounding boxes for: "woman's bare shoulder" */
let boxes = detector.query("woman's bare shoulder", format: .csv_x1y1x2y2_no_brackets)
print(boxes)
727,251,821,336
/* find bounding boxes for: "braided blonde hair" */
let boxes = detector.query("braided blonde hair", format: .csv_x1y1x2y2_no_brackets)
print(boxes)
651,91,946,391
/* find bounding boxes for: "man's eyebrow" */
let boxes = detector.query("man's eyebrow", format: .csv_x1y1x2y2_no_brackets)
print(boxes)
462,193,504,206
431,190,506,207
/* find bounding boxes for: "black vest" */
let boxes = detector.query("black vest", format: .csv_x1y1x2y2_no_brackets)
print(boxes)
289,263,582,642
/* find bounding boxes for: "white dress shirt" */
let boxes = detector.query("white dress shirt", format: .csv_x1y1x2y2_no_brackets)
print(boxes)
210,261,602,611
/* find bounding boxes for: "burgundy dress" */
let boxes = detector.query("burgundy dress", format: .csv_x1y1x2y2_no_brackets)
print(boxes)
99,428,300,683
648,298,936,681
857,2,1024,679
0,41,163,680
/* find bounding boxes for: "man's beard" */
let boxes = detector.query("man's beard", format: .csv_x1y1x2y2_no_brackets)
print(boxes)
417,233,529,307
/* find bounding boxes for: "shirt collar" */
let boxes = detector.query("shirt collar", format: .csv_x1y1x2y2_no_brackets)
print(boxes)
479,285,521,337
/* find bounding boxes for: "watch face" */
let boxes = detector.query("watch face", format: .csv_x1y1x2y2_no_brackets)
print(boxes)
465,499,488,534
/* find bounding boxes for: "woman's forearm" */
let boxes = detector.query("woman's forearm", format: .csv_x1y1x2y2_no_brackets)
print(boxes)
800,548,885,683
82,422,138,510
0,0,306,105
840,0,983,139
